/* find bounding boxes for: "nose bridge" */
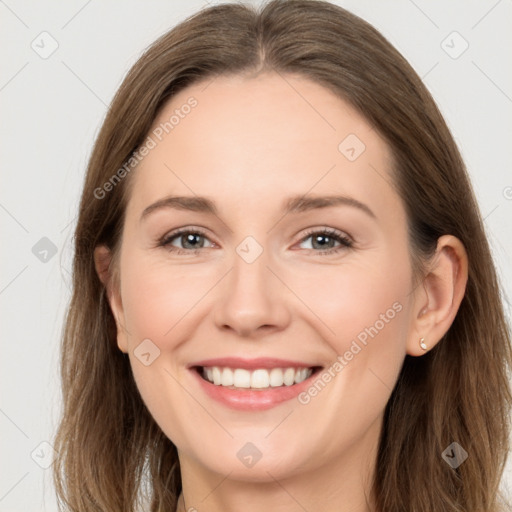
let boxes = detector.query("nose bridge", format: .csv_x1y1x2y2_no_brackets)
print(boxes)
213,239,290,336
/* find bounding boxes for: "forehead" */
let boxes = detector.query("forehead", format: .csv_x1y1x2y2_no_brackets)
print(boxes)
127,72,400,222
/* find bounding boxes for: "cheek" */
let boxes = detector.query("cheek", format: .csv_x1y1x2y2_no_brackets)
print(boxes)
120,254,218,344
284,251,413,419
288,252,412,351
118,253,219,445
284,254,411,450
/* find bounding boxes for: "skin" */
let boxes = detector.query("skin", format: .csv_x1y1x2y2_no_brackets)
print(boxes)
95,72,468,512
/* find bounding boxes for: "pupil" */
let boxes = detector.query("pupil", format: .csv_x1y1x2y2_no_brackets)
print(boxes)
313,235,333,249
183,233,202,249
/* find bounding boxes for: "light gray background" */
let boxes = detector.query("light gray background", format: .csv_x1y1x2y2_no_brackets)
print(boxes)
1,0,511,510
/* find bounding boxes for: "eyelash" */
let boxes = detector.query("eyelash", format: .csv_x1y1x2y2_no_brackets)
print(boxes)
158,227,353,256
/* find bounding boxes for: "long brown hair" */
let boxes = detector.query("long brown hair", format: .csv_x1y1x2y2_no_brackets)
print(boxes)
52,1,512,510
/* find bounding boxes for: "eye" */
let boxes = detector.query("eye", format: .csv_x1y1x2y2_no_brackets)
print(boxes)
297,228,353,255
157,227,353,256
159,228,215,254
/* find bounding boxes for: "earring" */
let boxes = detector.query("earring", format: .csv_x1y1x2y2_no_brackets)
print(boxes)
419,337,427,351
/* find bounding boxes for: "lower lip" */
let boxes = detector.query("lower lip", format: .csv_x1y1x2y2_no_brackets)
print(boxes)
190,368,320,411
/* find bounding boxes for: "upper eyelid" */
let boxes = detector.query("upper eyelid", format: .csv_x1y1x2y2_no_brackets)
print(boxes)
161,227,213,245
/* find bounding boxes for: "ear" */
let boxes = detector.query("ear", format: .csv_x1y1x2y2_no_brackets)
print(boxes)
94,245,129,354
407,235,468,356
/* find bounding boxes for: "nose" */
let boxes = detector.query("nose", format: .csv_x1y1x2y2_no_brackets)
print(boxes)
213,250,292,339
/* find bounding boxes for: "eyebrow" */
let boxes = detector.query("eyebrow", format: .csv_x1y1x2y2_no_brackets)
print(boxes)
140,194,376,221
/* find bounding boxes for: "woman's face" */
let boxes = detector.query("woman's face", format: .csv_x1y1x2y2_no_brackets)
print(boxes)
109,73,421,483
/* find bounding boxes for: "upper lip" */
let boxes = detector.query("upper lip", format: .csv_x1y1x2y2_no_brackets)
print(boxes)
188,357,323,370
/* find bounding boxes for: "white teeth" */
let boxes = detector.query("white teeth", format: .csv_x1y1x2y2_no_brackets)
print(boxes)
212,367,222,385
283,368,295,386
251,369,269,389
201,366,313,389
295,368,309,384
233,368,251,388
221,368,234,386
269,368,284,387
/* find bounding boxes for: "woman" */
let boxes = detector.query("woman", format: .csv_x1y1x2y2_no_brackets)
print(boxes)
52,1,512,510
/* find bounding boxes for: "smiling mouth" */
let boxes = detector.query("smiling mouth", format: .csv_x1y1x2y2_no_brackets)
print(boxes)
194,365,323,390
